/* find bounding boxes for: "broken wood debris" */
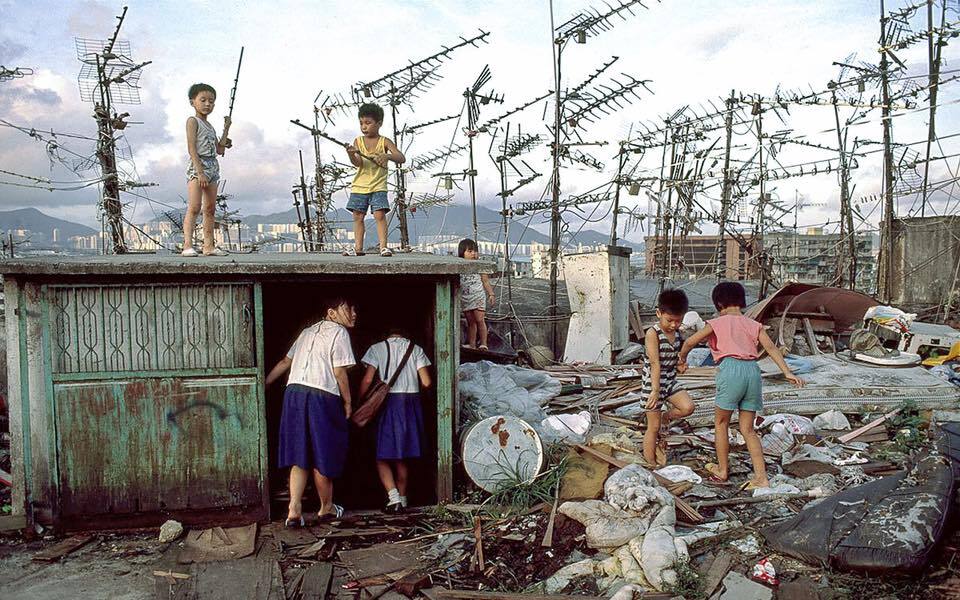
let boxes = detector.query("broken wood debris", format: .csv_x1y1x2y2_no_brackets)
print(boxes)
32,533,95,562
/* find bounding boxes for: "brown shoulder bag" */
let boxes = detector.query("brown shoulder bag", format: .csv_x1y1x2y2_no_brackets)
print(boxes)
351,340,416,427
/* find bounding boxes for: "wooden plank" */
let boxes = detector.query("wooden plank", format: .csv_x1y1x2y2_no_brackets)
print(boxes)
802,318,820,355
838,409,900,443
300,562,333,599
701,551,734,598
32,533,95,562
435,279,455,503
0,514,27,531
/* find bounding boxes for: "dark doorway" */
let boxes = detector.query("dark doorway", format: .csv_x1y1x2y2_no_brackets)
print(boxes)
261,277,438,515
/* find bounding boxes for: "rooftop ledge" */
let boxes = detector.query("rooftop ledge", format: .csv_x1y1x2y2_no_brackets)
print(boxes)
0,251,495,277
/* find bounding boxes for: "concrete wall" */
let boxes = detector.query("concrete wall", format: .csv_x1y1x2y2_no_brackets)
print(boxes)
891,216,960,306
563,247,632,364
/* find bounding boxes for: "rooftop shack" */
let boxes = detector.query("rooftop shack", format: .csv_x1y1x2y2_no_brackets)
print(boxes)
1,252,491,530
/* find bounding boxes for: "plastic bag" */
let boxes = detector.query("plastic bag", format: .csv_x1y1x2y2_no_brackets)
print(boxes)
615,342,645,365
761,414,815,436
784,354,815,375
458,361,561,431
541,411,592,444
604,464,675,514
813,409,851,431
686,347,712,368
654,465,703,485
761,423,795,455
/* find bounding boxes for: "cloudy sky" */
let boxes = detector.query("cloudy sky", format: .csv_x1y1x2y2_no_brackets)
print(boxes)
1,0,957,245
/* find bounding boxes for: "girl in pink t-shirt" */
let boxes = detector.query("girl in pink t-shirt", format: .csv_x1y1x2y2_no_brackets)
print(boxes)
678,282,803,489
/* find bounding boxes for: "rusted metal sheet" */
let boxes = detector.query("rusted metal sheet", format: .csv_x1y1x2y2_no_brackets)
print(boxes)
54,376,262,518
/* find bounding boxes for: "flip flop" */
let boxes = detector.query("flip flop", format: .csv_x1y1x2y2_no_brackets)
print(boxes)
284,516,305,528
317,504,344,523
704,463,728,483
741,480,768,491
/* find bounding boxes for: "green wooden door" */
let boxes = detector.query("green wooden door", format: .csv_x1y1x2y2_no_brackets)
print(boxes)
44,283,265,520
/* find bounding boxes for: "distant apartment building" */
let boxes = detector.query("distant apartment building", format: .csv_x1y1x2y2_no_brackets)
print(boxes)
644,234,760,280
765,227,875,288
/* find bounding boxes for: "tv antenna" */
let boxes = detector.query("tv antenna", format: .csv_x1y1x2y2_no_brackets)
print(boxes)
0,66,34,82
75,5,151,254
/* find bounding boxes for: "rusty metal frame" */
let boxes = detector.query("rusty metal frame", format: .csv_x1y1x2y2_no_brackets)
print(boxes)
40,285,62,525
16,283,34,523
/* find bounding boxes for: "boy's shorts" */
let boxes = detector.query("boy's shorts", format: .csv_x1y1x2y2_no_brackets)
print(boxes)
347,191,390,213
643,381,683,412
715,357,763,412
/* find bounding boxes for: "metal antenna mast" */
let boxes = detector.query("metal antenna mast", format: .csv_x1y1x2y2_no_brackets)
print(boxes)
464,65,504,241
75,5,150,254
548,0,653,356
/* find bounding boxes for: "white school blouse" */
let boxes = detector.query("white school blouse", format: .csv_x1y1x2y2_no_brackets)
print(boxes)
286,320,356,395
360,337,431,394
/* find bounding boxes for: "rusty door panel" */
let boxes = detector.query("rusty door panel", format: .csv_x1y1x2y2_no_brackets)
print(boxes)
55,376,262,517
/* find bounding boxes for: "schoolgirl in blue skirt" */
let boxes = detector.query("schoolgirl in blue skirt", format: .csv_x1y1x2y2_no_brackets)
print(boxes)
265,296,357,526
358,330,432,512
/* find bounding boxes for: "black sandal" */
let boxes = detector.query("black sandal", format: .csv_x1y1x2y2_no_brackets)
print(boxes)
284,516,306,528
317,504,345,523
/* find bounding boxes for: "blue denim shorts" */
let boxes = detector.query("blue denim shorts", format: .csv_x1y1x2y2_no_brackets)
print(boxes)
347,191,390,214
714,357,763,413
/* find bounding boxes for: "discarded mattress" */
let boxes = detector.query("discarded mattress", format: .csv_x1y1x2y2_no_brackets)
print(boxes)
762,422,960,574
684,354,960,424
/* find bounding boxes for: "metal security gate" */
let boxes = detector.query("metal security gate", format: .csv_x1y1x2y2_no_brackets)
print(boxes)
42,282,266,521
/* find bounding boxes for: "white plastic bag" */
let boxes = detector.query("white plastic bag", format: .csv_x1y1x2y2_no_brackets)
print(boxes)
761,414,815,436
604,464,675,514
541,411,592,443
458,361,561,431
654,465,703,485
813,409,851,431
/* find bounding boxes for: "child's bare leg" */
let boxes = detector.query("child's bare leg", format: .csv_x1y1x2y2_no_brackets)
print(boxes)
643,410,661,465
738,410,768,487
376,460,396,493
287,465,308,520
312,469,335,516
200,185,218,253
352,210,365,252
465,311,478,348
713,408,733,481
477,309,489,348
664,390,695,425
183,180,202,248
373,209,388,250
395,461,409,497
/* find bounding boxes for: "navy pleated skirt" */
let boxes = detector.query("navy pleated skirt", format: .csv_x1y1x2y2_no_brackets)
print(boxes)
278,384,348,477
376,392,424,460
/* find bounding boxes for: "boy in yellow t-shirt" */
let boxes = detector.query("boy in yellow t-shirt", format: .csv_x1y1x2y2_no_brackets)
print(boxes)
344,103,406,257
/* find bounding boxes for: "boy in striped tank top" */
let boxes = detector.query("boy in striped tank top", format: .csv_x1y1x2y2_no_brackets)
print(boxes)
641,289,695,466
344,103,406,257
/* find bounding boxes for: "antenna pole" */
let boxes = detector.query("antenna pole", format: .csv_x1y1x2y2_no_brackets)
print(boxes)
298,149,314,251
610,144,625,246
878,0,896,303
